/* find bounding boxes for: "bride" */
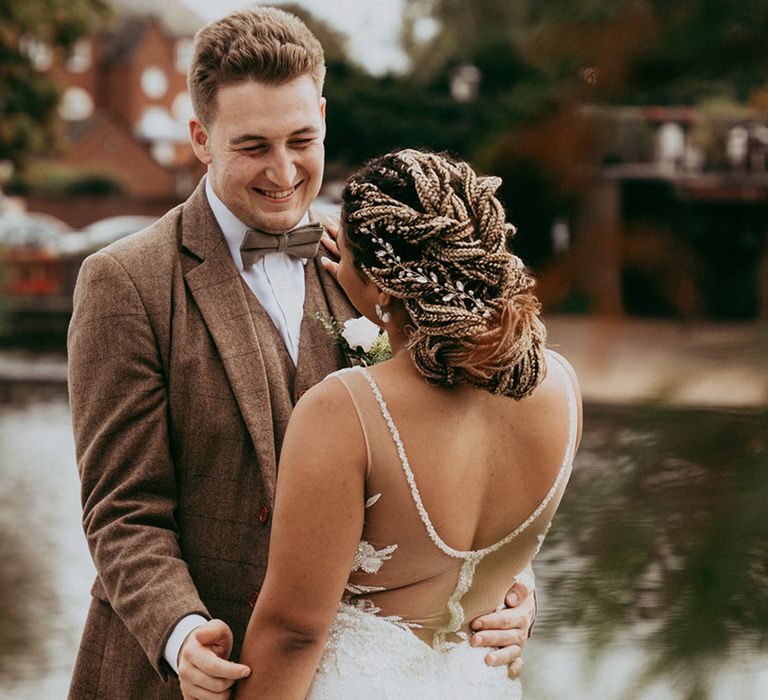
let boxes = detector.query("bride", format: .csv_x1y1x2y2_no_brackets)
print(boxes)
234,149,582,698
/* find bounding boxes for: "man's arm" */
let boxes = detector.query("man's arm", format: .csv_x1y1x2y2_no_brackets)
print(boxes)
68,251,208,677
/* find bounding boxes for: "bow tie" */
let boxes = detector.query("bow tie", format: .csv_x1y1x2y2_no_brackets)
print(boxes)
240,222,324,266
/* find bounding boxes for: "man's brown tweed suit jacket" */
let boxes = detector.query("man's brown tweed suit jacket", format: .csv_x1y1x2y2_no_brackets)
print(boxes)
67,179,355,698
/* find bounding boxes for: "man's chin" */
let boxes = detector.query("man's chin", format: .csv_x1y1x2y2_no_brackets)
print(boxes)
251,216,304,234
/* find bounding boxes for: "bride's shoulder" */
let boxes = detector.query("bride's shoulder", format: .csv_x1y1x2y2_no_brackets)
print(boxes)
541,348,583,447
544,349,580,395
296,369,359,415
285,370,367,473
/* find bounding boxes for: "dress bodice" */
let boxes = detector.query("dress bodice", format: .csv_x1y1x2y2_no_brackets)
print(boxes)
330,354,578,649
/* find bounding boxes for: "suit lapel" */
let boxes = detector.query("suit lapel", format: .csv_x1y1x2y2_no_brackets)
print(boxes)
181,181,278,502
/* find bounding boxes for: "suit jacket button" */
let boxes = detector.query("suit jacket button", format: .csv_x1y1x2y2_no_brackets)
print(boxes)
258,506,270,524
247,591,259,609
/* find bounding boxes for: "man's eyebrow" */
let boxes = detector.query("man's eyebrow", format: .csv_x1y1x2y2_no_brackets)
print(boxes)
230,127,320,145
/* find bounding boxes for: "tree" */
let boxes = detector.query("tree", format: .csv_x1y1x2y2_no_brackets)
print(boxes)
0,0,110,167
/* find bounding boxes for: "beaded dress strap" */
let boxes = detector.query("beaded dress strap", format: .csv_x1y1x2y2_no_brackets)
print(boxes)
358,366,578,561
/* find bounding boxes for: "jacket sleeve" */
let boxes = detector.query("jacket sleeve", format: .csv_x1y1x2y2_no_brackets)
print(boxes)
67,250,209,678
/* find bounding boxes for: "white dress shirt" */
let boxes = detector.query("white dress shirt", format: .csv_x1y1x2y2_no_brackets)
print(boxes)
163,179,312,673
206,176,307,364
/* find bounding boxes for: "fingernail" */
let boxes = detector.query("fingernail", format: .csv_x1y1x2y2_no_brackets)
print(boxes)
471,620,482,630
241,668,251,678
320,256,330,265
473,634,483,646
508,593,519,605
487,653,497,665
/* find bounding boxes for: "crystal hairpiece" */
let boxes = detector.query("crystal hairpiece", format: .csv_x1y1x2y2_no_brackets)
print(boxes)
364,231,493,318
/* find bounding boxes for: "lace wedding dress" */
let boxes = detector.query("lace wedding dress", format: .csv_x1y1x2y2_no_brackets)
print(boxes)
306,359,578,699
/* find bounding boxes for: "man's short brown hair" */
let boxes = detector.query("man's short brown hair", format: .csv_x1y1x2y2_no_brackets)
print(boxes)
188,6,326,126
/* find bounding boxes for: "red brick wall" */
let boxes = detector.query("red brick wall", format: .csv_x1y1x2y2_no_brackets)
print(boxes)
25,194,184,229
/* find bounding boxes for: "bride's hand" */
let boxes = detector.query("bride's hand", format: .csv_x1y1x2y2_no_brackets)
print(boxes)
320,224,340,280
468,570,536,678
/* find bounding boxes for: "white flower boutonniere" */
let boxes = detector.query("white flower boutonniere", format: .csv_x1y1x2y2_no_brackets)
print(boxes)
315,313,391,366
340,316,380,352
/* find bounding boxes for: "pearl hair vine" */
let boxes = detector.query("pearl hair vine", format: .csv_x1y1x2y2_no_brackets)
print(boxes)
364,231,494,319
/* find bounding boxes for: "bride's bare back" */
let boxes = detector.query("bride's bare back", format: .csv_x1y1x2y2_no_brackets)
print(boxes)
335,349,581,646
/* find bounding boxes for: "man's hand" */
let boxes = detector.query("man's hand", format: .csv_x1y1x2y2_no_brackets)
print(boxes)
178,619,250,700
469,571,536,678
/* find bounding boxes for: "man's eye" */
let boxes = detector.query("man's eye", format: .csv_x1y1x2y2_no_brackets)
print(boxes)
291,139,314,147
241,145,266,153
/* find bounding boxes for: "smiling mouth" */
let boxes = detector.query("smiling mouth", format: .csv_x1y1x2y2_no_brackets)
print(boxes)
255,183,300,200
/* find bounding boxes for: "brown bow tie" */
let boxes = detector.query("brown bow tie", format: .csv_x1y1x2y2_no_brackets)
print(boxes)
240,222,324,266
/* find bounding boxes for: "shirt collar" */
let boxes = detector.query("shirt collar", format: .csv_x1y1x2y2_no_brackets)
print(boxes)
205,176,310,269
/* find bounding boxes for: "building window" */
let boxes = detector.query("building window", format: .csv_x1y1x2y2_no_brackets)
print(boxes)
59,87,94,121
20,36,52,71
172,92,193,123
141,66,169,100
67,39,92,73
175,38,194,74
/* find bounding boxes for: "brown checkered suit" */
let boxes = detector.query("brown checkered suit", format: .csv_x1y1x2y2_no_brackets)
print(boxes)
67,179,355,698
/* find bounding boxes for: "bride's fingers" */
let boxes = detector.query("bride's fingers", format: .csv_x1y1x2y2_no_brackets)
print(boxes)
321,232,339,258
321,255,339,280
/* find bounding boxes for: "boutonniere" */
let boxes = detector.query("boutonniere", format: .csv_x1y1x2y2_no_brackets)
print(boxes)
315,313,391,366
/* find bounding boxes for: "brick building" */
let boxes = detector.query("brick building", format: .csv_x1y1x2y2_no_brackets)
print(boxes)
27,0,207,202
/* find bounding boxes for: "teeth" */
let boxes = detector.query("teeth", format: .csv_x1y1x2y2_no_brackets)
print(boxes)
261,187,294,199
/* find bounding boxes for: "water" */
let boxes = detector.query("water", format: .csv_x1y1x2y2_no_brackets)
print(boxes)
1,392,766,699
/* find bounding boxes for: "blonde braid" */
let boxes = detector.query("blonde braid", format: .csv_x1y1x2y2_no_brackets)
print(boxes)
343,149,546,399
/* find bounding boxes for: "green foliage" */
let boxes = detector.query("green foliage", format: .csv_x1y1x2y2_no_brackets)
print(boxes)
541,404,768,698
325,61,468,166
0,0,110,166
5,162,124,196
404,0,768,105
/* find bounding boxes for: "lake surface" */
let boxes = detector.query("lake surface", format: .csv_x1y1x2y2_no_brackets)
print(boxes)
0,388,766,699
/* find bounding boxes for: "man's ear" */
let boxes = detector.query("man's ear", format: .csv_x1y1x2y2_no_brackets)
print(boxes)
319,97,327,140
189,117,212,165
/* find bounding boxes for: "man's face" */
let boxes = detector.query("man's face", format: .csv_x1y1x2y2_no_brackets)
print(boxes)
190,76,326,233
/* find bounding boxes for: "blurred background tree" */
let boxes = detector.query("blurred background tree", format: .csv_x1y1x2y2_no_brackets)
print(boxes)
0,0,111,168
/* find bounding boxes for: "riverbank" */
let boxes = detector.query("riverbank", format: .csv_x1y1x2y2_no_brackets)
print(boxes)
546,315,768,408
1,315,766,407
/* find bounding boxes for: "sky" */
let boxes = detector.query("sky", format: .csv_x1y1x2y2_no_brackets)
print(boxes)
179,0,411,75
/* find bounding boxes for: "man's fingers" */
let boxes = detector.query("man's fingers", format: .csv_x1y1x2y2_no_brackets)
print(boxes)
191,619,233,657
191,649,250,681
471,608,527,632
181,682,230,700
483,644,522,667
505,575,533,608
471,629,525,650
507,656,524,679
183,663,237,693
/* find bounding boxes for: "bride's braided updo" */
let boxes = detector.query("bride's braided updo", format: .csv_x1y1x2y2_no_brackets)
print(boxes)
342,149,547,399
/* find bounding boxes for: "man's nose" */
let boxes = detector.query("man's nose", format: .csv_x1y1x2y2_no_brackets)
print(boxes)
266,147,297,188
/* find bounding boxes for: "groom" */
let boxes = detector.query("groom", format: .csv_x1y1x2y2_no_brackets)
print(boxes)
67,7,535,699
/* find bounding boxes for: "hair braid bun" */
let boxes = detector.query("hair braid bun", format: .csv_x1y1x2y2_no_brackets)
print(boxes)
342,149,547,399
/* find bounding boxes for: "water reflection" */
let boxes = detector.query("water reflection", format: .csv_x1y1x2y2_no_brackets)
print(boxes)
0,391,767,698
533,404,768,700
0,390,95,699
